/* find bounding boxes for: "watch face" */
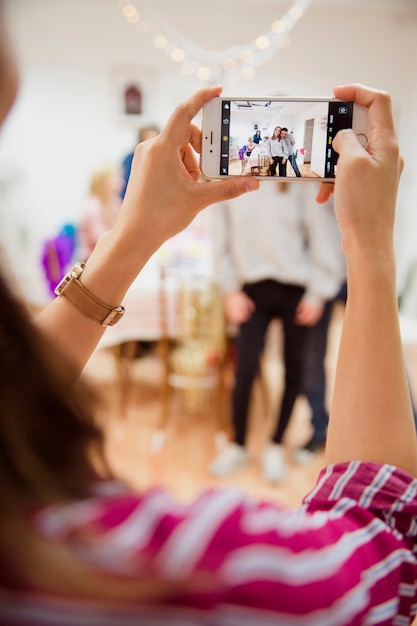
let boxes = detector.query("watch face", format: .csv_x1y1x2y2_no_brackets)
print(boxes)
71,262,85,278
54,262,82,296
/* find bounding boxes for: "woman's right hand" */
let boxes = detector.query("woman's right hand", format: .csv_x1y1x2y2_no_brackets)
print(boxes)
316,84,403,257
322,85,417,475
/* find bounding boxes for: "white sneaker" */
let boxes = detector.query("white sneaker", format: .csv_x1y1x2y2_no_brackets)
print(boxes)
293,448,315,465
262,444,285,484
209,443,248,477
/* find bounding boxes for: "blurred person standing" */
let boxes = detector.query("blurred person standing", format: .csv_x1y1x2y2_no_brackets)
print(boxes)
209,182,345,483
120,126,160,199
78,164,123,260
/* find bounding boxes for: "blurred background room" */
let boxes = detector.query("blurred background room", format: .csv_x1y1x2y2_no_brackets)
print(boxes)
1,0,417,506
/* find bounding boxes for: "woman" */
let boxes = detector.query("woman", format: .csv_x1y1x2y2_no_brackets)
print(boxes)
245,135,255,157
267,125,288,177
78,164,123,259
1,4,417,624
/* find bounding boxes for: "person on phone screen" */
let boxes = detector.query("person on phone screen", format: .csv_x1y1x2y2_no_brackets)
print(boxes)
2,5,417,622
245,135,255,157
252,128,262,144
267,125,289,176
281,127,302,177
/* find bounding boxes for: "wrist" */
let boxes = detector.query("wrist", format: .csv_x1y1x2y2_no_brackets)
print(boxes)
54,262,125,326
345,246,397,292
77,226,157,306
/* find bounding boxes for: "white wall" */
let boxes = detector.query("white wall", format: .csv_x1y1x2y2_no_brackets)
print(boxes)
0,0,416,303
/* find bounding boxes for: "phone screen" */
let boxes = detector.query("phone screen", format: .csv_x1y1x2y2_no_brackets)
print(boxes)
218,98,354,179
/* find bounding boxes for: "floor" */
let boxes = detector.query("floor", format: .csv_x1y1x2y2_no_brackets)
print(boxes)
83,305,344,507
82,302,417,623
228,157,317,178
83,302,417,510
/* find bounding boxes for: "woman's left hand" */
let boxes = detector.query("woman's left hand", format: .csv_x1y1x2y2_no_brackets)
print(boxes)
120,85,259,256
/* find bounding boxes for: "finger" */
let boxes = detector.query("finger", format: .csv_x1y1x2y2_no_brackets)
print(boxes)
162,86,223,145
332,128,365,159
181,143,201,181
189,123,202,154
333,83,395,135
196,177,259,208
316,182,334,204
177,125,204,180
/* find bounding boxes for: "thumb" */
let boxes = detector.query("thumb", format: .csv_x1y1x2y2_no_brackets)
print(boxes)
333,128,364,158
200,177,260,206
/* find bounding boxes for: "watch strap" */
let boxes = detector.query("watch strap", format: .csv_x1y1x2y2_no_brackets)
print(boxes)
54,263,125,326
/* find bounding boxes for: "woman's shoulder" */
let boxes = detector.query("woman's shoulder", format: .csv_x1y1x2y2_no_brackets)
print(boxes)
304,461,417,541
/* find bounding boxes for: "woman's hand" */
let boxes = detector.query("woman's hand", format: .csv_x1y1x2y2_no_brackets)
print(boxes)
316,84,403,258
39,86,259,372
330,85,401,254
322,84,417,476
119,85,259,257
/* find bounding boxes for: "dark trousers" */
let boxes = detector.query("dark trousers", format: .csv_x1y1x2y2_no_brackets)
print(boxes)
269,156,284,177
289,154,301,177
232,280,308,446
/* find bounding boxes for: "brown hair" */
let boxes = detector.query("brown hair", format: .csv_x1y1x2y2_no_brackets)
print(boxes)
0,271,105,513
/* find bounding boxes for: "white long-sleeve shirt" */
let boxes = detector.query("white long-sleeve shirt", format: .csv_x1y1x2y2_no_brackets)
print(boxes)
209,182,346,306
266,137,289,159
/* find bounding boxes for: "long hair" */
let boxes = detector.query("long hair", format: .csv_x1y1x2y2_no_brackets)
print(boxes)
0,271,195,604
272,126,281,139
0,270,105,512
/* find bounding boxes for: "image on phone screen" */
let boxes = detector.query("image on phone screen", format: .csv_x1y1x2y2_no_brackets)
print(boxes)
217,99,353,179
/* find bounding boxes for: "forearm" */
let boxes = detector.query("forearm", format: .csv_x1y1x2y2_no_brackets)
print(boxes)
35,86,260,378
37,223,157,374
325,247,417,475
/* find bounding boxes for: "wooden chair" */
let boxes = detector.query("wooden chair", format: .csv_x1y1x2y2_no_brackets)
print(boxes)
151,275,228,451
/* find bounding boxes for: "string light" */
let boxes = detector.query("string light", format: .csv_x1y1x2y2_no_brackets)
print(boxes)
118,0,314,84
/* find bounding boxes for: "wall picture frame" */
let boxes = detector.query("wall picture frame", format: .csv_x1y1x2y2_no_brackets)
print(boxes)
110,65,159,127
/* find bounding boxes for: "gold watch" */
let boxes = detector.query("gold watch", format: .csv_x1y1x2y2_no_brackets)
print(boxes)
54,262,125,326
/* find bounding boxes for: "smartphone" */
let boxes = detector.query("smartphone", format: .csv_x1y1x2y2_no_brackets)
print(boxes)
201,96,369,182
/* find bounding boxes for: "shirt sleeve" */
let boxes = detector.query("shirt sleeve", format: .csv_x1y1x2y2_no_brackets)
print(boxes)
208,202,241,294
32,464,417,624
304,460,417,546
302,193,346,304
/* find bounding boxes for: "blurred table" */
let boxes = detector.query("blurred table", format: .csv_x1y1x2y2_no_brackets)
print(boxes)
97,268,179,349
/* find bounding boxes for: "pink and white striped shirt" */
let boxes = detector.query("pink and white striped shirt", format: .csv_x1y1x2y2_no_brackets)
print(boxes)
1,461,417,625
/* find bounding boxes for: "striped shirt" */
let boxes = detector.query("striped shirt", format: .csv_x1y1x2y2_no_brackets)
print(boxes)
1,462,417,625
